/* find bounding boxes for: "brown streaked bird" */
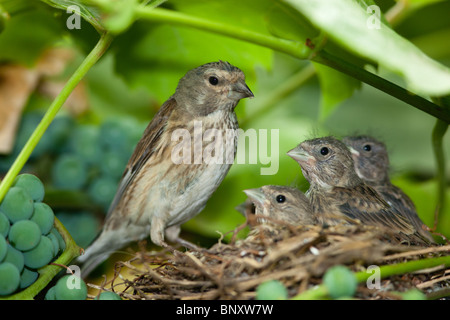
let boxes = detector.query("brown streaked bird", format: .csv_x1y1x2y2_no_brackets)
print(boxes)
77,61,253,276
287,136,416,236
242,185,315,226
343,135,434,243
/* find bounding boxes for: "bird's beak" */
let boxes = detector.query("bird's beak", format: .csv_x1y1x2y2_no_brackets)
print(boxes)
348,146,360,157
229,81,254,100
243,188,265,206
235,202,248,216
287,147,310,164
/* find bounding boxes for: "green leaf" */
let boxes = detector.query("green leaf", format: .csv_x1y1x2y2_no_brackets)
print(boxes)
113,0,275,101
392,178,450,240
85,53,154,119
84,0,140,34
283,0,450,96
313,62,361,121
407,0,446,11
0,4,9,34
0,3,64,66
265,0,319,42
40,0,104,32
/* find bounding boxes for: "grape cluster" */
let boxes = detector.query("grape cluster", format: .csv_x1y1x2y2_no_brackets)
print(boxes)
44,275,121,300
0,111,146,250
51,116,144,210
0,174,64,296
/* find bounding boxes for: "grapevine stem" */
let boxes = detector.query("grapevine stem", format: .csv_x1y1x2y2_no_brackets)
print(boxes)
292,255,450,300
134,7,312,60
135,7,450,123
0,32,113,203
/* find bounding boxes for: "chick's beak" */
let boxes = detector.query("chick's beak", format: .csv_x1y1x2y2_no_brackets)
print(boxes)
287,146,310,164
243,188,265,206
229,80,254,100
348,146,360,157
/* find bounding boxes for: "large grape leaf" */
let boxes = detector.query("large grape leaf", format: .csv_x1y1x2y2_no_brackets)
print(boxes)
283,0,450,96
265,1,364,121
40,0,104,32
313,63,361,121
0,3,64,66
112,0,275,104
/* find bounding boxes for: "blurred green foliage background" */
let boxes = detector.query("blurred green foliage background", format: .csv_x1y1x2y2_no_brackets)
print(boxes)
0,0,449,255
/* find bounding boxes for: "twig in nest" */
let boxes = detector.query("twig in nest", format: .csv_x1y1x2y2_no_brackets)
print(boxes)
100,223,449,300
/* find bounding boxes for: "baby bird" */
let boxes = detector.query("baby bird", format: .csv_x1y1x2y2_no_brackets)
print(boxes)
343,135,434,243
242,185,315,226
287,136,416,237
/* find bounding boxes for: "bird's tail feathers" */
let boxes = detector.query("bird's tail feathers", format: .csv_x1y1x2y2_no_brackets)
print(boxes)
75,230,129,278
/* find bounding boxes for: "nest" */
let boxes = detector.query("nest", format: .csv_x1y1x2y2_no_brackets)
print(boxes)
90,218,450,300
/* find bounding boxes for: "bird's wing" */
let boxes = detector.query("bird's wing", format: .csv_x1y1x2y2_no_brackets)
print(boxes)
335,184,415,235
378,185,434,243
106,98,177,217
378,185,419,224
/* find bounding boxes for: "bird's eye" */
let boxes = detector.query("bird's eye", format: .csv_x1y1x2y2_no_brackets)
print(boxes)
320,147,329,156
363,144,371,152
276,195,286,203
209,76,219,85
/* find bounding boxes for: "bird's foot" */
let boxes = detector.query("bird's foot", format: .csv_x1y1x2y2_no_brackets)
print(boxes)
175,237,203,252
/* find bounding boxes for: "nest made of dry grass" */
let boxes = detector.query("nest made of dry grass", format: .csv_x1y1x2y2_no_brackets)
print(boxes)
89,218,450,300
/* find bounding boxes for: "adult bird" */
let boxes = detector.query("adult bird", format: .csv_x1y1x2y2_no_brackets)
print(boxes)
77,61,253,276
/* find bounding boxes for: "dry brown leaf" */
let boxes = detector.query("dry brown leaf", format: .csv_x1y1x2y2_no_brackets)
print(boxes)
0,64,39,154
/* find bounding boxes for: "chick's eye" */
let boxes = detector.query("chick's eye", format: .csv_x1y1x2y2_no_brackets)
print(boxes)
320,147,329,156
209,76,219,85
276,195,286,203
363,144,371,152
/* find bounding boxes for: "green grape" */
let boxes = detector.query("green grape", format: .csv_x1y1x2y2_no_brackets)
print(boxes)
19,267,38,290
323,265,357,299
399,289,426,300
54,275,87,300
88,176,118,210
47,231,60,256
0,154,15,173
44,286,56,300
51,154,88,190
13,174,45,202
100,150,128,179
3,244,24,273
0,211,9,237
14,112,50,160
43,115,74,154
0,186,34,223
56,212,100,248
0,234,6,262
23,235,54,269
123,120,146,156
30,202,55,235
0,262,20,295
68,125,101,165
50,227,65,252
99,118,129,152
256,280,288,300
8,220,41,251
95,291,122,300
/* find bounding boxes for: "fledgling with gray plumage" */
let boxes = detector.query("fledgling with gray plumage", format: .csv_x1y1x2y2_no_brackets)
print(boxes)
242,185,315,226
287,136,417,238
77,61,253,276
343,135,434,243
